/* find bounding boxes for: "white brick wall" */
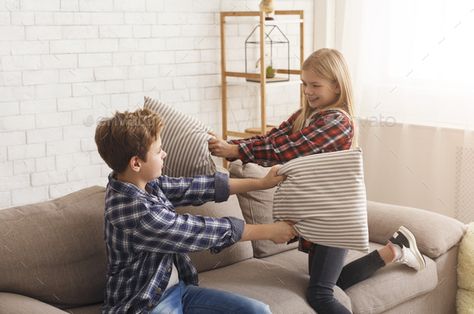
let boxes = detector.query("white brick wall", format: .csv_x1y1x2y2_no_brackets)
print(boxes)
0,0,313,209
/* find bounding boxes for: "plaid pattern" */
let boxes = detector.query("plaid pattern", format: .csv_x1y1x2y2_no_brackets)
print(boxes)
229,109,354,254
229,109,354,166
103,172,244,314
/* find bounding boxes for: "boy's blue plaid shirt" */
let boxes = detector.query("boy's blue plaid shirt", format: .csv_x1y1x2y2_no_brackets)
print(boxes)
103,172,244,314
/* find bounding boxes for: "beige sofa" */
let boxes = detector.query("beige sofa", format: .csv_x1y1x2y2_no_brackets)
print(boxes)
0,185,466,314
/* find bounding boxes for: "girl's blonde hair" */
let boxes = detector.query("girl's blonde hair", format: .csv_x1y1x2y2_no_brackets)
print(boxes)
293,48,355,132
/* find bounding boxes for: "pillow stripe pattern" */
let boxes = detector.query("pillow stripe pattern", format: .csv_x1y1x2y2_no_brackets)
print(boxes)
273,148,369,252
144,96,216,177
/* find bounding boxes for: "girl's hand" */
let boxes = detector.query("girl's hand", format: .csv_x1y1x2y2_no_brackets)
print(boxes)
208,132,239,158
260,165,286,189
269,221,298,244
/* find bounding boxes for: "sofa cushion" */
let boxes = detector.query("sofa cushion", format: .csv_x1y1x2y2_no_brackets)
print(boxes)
367,201,467,258
261,247,309,274
228,160,298,258
344,243,438,314
65,304,102,314
144,96,216,177
0,186,106,309
175,194,253,272
273,149,369,252
264,243,438,314
199,258,351,314
0,293,68,314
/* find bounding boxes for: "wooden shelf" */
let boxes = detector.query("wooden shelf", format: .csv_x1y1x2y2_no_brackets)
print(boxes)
244,125,276,134
245,76,289,83
227,77,301,87
220,10,304,166
224,19,304,25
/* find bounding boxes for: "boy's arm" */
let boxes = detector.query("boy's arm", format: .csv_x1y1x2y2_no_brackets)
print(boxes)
132,210,297,255
153,166,284,206
130,203,295,254
151,172,229,207
127,200,243,254
241,221,297,244
228,165,284,195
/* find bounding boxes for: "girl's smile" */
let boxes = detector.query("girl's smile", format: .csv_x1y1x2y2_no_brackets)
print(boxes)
301,70,340,110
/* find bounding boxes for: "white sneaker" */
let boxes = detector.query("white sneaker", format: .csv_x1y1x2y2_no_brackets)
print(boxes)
390,226,426,271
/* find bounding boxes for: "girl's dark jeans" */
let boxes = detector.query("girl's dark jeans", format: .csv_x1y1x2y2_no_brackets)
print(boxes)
307,244,385,314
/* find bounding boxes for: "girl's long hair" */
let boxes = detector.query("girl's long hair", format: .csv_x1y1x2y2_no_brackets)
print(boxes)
292,48,355,133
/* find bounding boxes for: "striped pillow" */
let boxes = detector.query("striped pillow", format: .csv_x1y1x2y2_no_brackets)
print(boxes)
144,96,216,177
273,149,369,252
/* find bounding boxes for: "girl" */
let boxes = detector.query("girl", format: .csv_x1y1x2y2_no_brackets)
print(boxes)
209,48,425,314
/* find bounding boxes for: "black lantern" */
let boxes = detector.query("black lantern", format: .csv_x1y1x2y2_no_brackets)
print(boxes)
245,24,290,82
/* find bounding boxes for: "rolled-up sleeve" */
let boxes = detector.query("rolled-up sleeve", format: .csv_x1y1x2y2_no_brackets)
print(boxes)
210,216,245,254
154,172,230,207
214,171,230,202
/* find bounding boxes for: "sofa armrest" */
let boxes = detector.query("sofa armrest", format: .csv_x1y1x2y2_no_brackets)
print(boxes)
367,201,467,258
0,292,68,314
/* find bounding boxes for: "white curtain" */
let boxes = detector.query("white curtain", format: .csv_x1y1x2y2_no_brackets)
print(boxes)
335,0,474,222
336,0,474,130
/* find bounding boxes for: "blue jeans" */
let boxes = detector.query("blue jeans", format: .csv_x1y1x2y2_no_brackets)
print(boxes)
151,281,271,314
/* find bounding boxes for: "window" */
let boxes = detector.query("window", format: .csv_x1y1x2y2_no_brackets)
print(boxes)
338,0,474,129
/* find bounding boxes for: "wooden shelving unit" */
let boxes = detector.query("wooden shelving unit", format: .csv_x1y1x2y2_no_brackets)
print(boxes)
219,10,305,140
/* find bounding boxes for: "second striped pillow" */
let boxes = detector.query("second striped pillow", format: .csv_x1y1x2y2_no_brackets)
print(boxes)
144,96,216,177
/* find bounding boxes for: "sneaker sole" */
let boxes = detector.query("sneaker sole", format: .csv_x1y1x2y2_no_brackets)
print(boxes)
398,226,426,270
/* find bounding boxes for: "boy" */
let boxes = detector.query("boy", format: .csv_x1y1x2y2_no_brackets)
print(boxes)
95,108,297,314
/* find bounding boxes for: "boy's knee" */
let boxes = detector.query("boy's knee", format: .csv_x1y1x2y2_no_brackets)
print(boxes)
242,299,271,314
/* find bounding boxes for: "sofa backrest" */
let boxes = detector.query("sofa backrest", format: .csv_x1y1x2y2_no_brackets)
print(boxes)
367,200,467,258
0,184,253,309
0,186,107,309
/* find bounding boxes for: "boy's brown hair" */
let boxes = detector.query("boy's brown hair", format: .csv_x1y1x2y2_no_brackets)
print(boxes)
95,108,163,173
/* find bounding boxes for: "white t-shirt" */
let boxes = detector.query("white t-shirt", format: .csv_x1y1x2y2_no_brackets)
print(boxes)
164,262,179,292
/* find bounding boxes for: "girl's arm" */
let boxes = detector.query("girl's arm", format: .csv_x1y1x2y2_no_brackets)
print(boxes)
208,110,300,161
213,110,353,166
241,110,353,164
228,109,301,145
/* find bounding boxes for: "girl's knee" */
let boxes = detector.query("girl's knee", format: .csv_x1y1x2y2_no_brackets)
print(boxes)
306,286,351,314
306,286,334,312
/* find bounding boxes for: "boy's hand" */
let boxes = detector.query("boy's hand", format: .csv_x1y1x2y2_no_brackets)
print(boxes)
269,221,298,244
229,165,285,195
260,165,286,189
208,132,239,159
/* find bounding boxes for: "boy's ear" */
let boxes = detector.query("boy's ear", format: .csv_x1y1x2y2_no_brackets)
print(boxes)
129,156,141,172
